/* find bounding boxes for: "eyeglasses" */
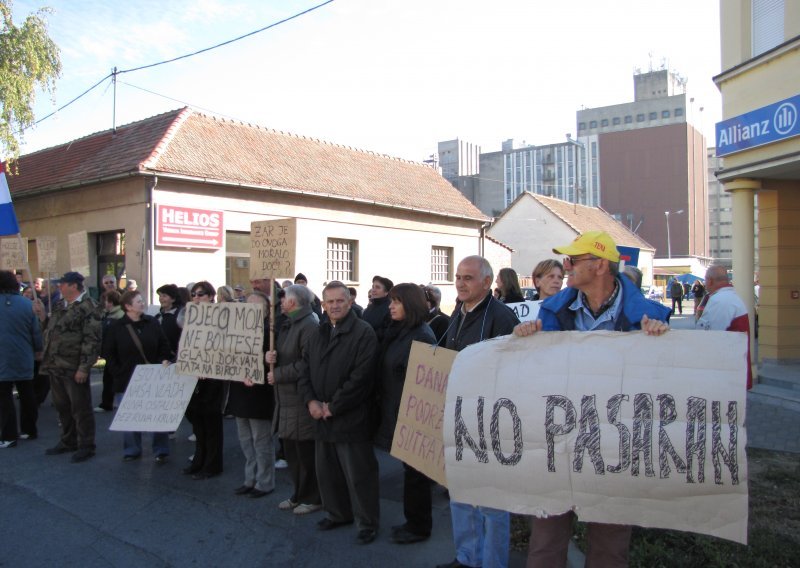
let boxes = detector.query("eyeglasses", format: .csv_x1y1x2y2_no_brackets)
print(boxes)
564,256,599,266
191,291,207,297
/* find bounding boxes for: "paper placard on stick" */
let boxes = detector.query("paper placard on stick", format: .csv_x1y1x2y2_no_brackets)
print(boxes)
506,300,541,323
36,236,57,273
390,341,457,487
444,330,749,544
0,237,27,270
249,218,296,280
109,365,198,432
68,230,90,275
176,302,265,383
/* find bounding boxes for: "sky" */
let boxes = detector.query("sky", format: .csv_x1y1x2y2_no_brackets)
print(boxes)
13,0,722,163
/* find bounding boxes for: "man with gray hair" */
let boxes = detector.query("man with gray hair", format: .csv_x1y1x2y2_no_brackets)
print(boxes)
437,255,519,568
266,284,322,514
695,265,752,388
298,281,380,545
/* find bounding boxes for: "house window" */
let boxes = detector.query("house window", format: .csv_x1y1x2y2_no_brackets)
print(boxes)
675,108,684,117
752,0,784,56
612,117,621,125
589,120,598,128
624,115,633,124
636,113,645,122
662,110,671,118
326,238,357,282
649,111,658,120
431,246,453,282
601,119,609,127
578,122,586,131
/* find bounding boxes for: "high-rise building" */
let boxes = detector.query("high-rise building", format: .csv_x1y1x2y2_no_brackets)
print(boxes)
576,69,709,259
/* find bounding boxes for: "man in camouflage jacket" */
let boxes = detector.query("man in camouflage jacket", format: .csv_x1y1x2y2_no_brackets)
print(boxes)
37,272,103,462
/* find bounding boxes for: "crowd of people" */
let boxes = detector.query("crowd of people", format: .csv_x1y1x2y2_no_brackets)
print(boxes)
0,228,754,567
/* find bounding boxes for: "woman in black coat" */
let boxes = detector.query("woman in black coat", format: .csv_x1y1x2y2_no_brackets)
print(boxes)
102,290,172,461
375,283,437,545
495,267,524,304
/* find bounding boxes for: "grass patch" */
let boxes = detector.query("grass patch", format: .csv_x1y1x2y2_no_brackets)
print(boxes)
511,447,800,566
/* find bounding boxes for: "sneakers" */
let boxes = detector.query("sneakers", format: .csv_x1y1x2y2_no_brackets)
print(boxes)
188,433,197,442
18,433,36,440
274,459,288,469
0,440,17,449
71,448,95,463
293,503,323,515
93,406,112,413
278,499,298,510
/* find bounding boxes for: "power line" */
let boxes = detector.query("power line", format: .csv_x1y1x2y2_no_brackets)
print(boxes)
117,0,335,76
24,0,336,133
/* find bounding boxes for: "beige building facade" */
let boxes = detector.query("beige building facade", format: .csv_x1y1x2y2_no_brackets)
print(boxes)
715,0,800,364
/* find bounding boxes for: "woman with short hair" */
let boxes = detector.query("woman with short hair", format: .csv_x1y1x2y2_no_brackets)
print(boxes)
532,259,564,300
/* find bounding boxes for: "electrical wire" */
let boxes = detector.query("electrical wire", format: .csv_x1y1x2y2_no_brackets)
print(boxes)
25,73,112,130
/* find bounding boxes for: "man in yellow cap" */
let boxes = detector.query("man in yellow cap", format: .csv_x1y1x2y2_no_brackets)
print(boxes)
515,230,670,567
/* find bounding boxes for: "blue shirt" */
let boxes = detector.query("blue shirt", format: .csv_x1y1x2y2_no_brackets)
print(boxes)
568,282,624,331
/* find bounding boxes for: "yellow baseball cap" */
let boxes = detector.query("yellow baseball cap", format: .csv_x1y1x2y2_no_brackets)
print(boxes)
553,231,621,262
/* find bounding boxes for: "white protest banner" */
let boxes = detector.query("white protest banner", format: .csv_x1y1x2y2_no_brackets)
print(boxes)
36,235,57,273
249,218,297,280
0,237,27,270
110,365,198,432
444,330,749,544
391,341,457,487
68,230,90,275
506,300,541,323
176,302,265,383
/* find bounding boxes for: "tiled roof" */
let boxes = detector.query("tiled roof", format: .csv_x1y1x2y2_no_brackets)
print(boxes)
503,193,655,251
8,108,487,221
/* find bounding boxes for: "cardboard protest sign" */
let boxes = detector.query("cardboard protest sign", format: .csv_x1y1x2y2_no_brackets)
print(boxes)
0,237,27,270
444,330,749,544
176,302,265,383
68,230,90,275
391,341,457,487
36,236,57,273
250,218,296,280
506,300,541,323
110,365,198,432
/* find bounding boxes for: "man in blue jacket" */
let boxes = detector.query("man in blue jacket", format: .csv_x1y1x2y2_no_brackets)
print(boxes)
515,231,670,568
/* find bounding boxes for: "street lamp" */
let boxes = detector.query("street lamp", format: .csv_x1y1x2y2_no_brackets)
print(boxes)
664,209,684,258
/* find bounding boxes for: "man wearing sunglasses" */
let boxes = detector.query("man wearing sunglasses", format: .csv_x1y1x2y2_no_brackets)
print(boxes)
515,230,670,567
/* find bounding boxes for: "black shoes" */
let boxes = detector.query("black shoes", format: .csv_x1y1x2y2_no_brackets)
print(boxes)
155,455,168,464
191,471,220,480
356,528,377,545
390,525,429,544
71,449,95,463
234,485,254,495
435,560,470,568
248,488,272,499
317,518,353,531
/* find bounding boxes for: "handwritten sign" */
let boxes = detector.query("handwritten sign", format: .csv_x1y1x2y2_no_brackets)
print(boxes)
250,218,296,280
109,365,198,432
0,237,27,270
176,302,265,383
36,235,57,273
68,230,90,275
391,342,457,487
444,330,749,544
506,300,541,323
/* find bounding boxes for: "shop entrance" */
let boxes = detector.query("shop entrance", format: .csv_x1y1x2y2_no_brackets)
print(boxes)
96,231,126,296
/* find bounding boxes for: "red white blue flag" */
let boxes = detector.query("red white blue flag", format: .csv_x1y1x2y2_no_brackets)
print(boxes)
0,166,20,236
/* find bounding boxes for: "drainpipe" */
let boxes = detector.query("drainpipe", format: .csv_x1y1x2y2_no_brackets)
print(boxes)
146,176,158,304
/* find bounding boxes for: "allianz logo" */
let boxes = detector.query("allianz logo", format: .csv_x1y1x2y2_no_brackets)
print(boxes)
718,101,797,146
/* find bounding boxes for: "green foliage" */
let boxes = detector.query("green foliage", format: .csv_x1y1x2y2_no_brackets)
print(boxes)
0,0,61,164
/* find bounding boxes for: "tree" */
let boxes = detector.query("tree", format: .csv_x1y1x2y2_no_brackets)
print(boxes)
0,0,61,165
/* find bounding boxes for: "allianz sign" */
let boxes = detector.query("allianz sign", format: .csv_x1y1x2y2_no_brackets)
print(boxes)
716,94,800,157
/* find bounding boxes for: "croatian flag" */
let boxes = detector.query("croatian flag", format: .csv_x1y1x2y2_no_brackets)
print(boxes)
0,167,20,236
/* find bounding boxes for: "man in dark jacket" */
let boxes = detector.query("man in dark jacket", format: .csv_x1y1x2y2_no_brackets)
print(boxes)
670,278,684,315
298,281,380,545
362,275,393,340
515,230,670,568
437,256,519,568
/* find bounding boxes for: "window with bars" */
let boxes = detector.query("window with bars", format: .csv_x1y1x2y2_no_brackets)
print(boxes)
431,246,453,282
326,238,357,282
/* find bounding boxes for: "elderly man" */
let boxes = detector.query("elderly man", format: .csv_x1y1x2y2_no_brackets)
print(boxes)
298,281,380,545
266,284,322,515
515,231,670,568
696,265,752,388
36,272,103,462
437,255,519,568
101,274,119,295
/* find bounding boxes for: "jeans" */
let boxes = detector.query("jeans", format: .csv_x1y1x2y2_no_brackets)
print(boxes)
450,501,509,568
115,395,169,457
